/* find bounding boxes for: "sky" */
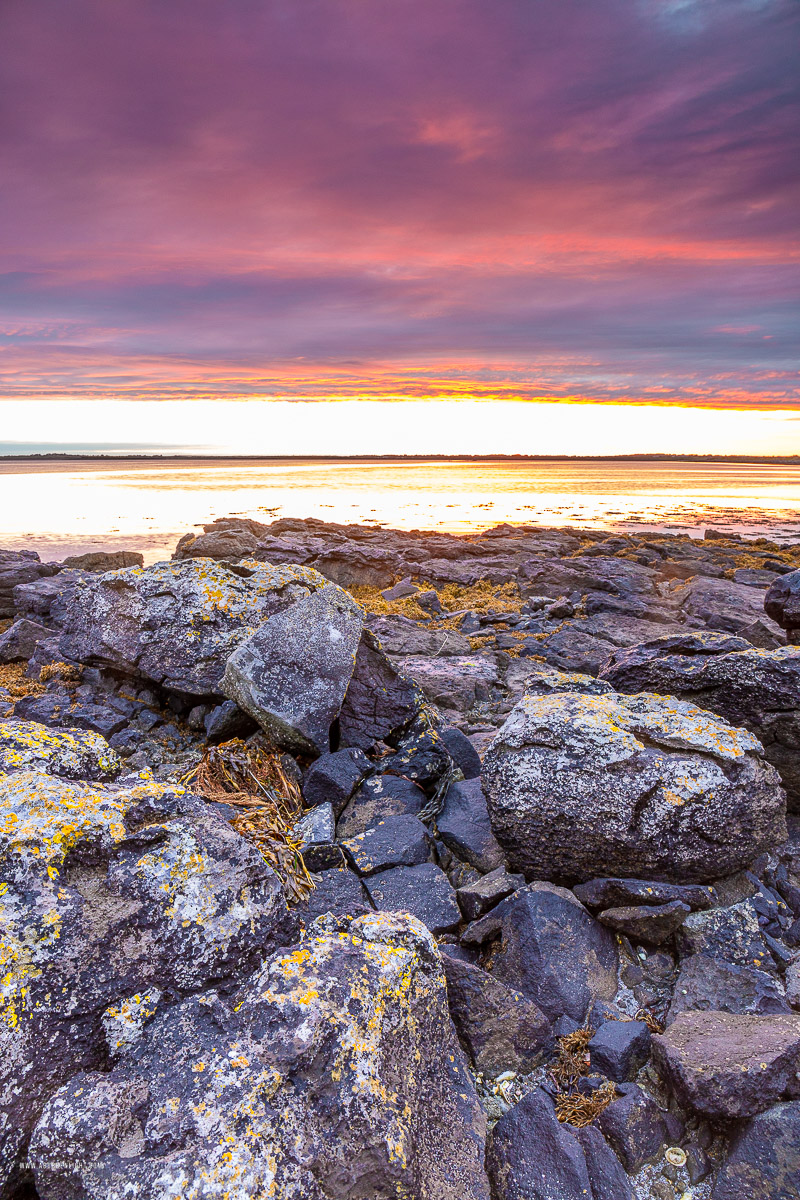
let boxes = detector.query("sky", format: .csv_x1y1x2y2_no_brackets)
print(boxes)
0,0,798,453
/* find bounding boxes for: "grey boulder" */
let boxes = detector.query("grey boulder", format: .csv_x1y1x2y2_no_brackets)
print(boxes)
0,618,52,662
55,557,325,695
364,861,461,934
765,567,800,644
667,954,791,1023
482,691,786,884
28,912,491,1200
487,1087,593,1200
711,1100,800,1199
221,584,363,755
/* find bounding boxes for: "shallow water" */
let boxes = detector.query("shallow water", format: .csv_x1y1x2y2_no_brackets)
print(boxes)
2,457,799,564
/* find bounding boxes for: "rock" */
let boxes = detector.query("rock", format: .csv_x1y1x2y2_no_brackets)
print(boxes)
0,618,52,663
13,690,132,740
337,629,424,749
311,542,400,588
439,724,482,779
364,862,461,934
602,636,800,810
221,584,363,755
61,550,144,571
366,614,471,657
733,567,780,588
398,654,500,710
0,769,291,1189
710,1100,800,1199
652,1010,800,1119
28,912,491,1200
673,575,784,644
55,557,324,695
437,777,506,873
573,876,717,911
588,1019,651,1082
442,952,550,1074
381,577,419,600
203,698,257,742
598,900,690,944
512,660,615,699
765,568,800,644
336,773,427,839
667,954,791,1023
531,626,616,675
13,570,86,624
0,719,121,780
297,865,371,924
521,556,658,599
574,1123,634,1200
487,1087,594,1200
174,526,260,560
0,549,58,618
676,900,775,972
302,746,371,815
787,958,800,1008
596,1083,667,1173
482,691,786,884
487,882,618,1022
379,716,453,788
292,802,335,848
342,813,431,875
457,866,524,921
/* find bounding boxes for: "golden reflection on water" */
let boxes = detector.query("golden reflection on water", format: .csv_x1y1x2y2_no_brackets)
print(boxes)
1,458,799,564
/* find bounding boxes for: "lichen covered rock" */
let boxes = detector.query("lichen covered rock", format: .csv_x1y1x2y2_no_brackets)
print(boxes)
482,691,786,883
28,912,490,1200
55,557,326,695
0,719,121,780
0,769,290,1191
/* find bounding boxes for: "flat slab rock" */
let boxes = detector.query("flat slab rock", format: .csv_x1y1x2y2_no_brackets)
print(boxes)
652,1010,800,1120
363,861,461,934
482,690,786,883
667,953,791,1023
711,1100,800,1200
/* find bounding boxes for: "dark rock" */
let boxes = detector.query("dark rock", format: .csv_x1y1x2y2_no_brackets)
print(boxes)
487,882,618,1022
297,865,370,924
0,618,52,663
174,525,260,560
437,777,506,873
667,953,791,1023
574,876,717,911
676,900,776,972
342,813,431,875
487,1087,593,1200
13,570,86,623
14,691,130,740
381,577,419,600
61,550,144,571
338,629,424,749
0,718,121,780
203,698,258,742
56,558,323,695
442,952,550,1074
398,653,500,710
596,1083,667,1173
456,866,524,921
336,773,427,839
27,912,491,1200
672,575,784,644
574,1123,635,1200
483,691,786,884
710,1100,800,1199
588,1019,651,1082
766,568,800,644
601,635,800,810
379,716,453,787
0,549,59,618
292,802,335,848
522,555,658,599
364,862,461,933
653,1010,800,1120
221,584,363,755
439,724,482,779
598,900,690,944
302,746,372,814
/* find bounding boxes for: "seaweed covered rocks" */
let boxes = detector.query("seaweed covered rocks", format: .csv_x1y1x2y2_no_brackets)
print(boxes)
28,913,491,1200
482,691,786,883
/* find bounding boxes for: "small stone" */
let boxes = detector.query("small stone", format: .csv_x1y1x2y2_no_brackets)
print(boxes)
598,900,690,944
437,777,506,873
301,746,371,815
343,813,431,876
574,877,717,911
439,724,482,779
457,866,524,921
597,1083,667,1173
336,773,426,839
363,862,461,934
588,1019,651,1082
487,1087,594,1200
711,1100,800,1199
381,577,419,600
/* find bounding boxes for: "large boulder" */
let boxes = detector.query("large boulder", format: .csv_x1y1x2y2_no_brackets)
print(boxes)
765,568,800,644
482,691,786,884
0,769,291,1191
221,585,363,755
601,634,800,810
672,575,784,645
486,1087,594,1200
0,550,58,618
28,912,491,1200
337,629,424,750
55,558,326,696
711,1100,800,1199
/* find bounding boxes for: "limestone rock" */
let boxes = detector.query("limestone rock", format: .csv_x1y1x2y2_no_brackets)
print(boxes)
56,557,325,695
28,912,491,1200
221,584,363,755
482,691,786,884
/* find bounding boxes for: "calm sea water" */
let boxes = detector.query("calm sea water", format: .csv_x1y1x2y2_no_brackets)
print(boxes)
2,457,799,565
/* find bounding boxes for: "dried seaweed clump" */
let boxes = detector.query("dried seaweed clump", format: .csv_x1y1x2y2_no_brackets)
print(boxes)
0,662,45,699
549,1026,618,1128
635,1007,665,1035
39,661,83,684
181,736,313,903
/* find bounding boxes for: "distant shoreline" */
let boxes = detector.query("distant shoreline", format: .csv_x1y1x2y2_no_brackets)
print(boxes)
2,452,800,466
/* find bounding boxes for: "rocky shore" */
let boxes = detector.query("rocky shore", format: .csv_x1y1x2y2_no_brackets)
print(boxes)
1,515,800,1199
